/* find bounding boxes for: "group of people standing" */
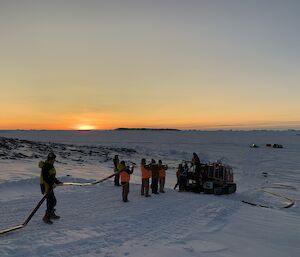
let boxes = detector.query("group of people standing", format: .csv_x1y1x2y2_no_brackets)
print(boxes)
113,155,168,202
174,153,201,192
39,152,198,225
140,158,168,196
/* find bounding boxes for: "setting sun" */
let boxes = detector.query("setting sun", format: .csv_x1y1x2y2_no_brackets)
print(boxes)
0,1,299,131
77,125,96,131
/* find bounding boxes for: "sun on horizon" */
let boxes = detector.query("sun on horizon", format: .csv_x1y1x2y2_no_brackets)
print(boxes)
76,125,96,131
0,1,299,131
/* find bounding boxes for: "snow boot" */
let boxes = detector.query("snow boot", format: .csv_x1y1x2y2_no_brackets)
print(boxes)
50,210,60,220
43,212,53,224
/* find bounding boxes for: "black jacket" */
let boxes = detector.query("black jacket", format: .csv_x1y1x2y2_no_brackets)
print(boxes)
41,162,61,187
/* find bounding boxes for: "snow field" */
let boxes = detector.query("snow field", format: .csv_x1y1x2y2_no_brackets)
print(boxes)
0,130,300,257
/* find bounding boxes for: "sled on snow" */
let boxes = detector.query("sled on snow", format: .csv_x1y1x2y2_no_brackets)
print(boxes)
186,161,237,195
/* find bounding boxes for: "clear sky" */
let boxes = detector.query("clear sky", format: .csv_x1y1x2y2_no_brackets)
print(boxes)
0,0,299,130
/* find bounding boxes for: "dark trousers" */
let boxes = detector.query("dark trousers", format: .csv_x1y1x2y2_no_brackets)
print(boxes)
46,190,57,213
174,177,179,190
121,182,129,201
159,177,165,192
179,176,187,191
114,173,120,186
141,178,150,196
151,178,159,193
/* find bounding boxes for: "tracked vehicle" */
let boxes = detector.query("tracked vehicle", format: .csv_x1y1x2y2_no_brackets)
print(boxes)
186,161,237,195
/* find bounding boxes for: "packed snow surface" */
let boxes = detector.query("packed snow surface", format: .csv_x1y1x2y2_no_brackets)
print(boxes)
0,130,299,257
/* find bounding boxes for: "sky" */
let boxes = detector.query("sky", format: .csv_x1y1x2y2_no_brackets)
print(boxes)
0,0,299,130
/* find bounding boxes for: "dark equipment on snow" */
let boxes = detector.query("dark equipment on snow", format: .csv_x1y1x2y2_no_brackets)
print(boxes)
272,144,283,149
184,161,237,195
266,143,283,148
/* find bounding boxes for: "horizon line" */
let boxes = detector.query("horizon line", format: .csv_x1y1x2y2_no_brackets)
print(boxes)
0,128,300,132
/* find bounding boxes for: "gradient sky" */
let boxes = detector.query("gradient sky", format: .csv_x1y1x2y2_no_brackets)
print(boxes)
0,0,299,130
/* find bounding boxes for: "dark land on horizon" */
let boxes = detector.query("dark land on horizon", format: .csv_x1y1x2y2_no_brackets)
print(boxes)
115,128,181,131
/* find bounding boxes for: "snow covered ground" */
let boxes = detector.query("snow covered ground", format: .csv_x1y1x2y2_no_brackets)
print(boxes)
0,130,299,257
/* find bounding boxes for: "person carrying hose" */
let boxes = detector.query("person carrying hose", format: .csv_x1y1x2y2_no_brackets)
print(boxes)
119,161,134,202
39,152,63,224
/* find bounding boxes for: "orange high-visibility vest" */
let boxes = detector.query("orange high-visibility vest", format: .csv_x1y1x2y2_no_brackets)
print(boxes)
120,170,130,182
141,165,151,179
159,168,166,178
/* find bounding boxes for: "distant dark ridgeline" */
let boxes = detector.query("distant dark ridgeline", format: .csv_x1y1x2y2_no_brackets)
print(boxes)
115,128,181,131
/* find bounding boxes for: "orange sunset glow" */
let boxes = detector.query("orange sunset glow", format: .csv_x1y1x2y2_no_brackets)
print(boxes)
0,1,299,130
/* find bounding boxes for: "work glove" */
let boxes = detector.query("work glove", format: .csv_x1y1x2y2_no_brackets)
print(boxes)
56,181,63,187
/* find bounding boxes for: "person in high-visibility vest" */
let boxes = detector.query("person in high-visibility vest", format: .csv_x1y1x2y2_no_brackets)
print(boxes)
119,161,134,202
39,152,63,224
140,158,152,197
158,160,168,193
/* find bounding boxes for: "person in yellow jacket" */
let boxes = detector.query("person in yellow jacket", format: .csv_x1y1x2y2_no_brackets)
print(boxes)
118,161,134,202
158,160,168,193
140,158,151,197
39,152,62,224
